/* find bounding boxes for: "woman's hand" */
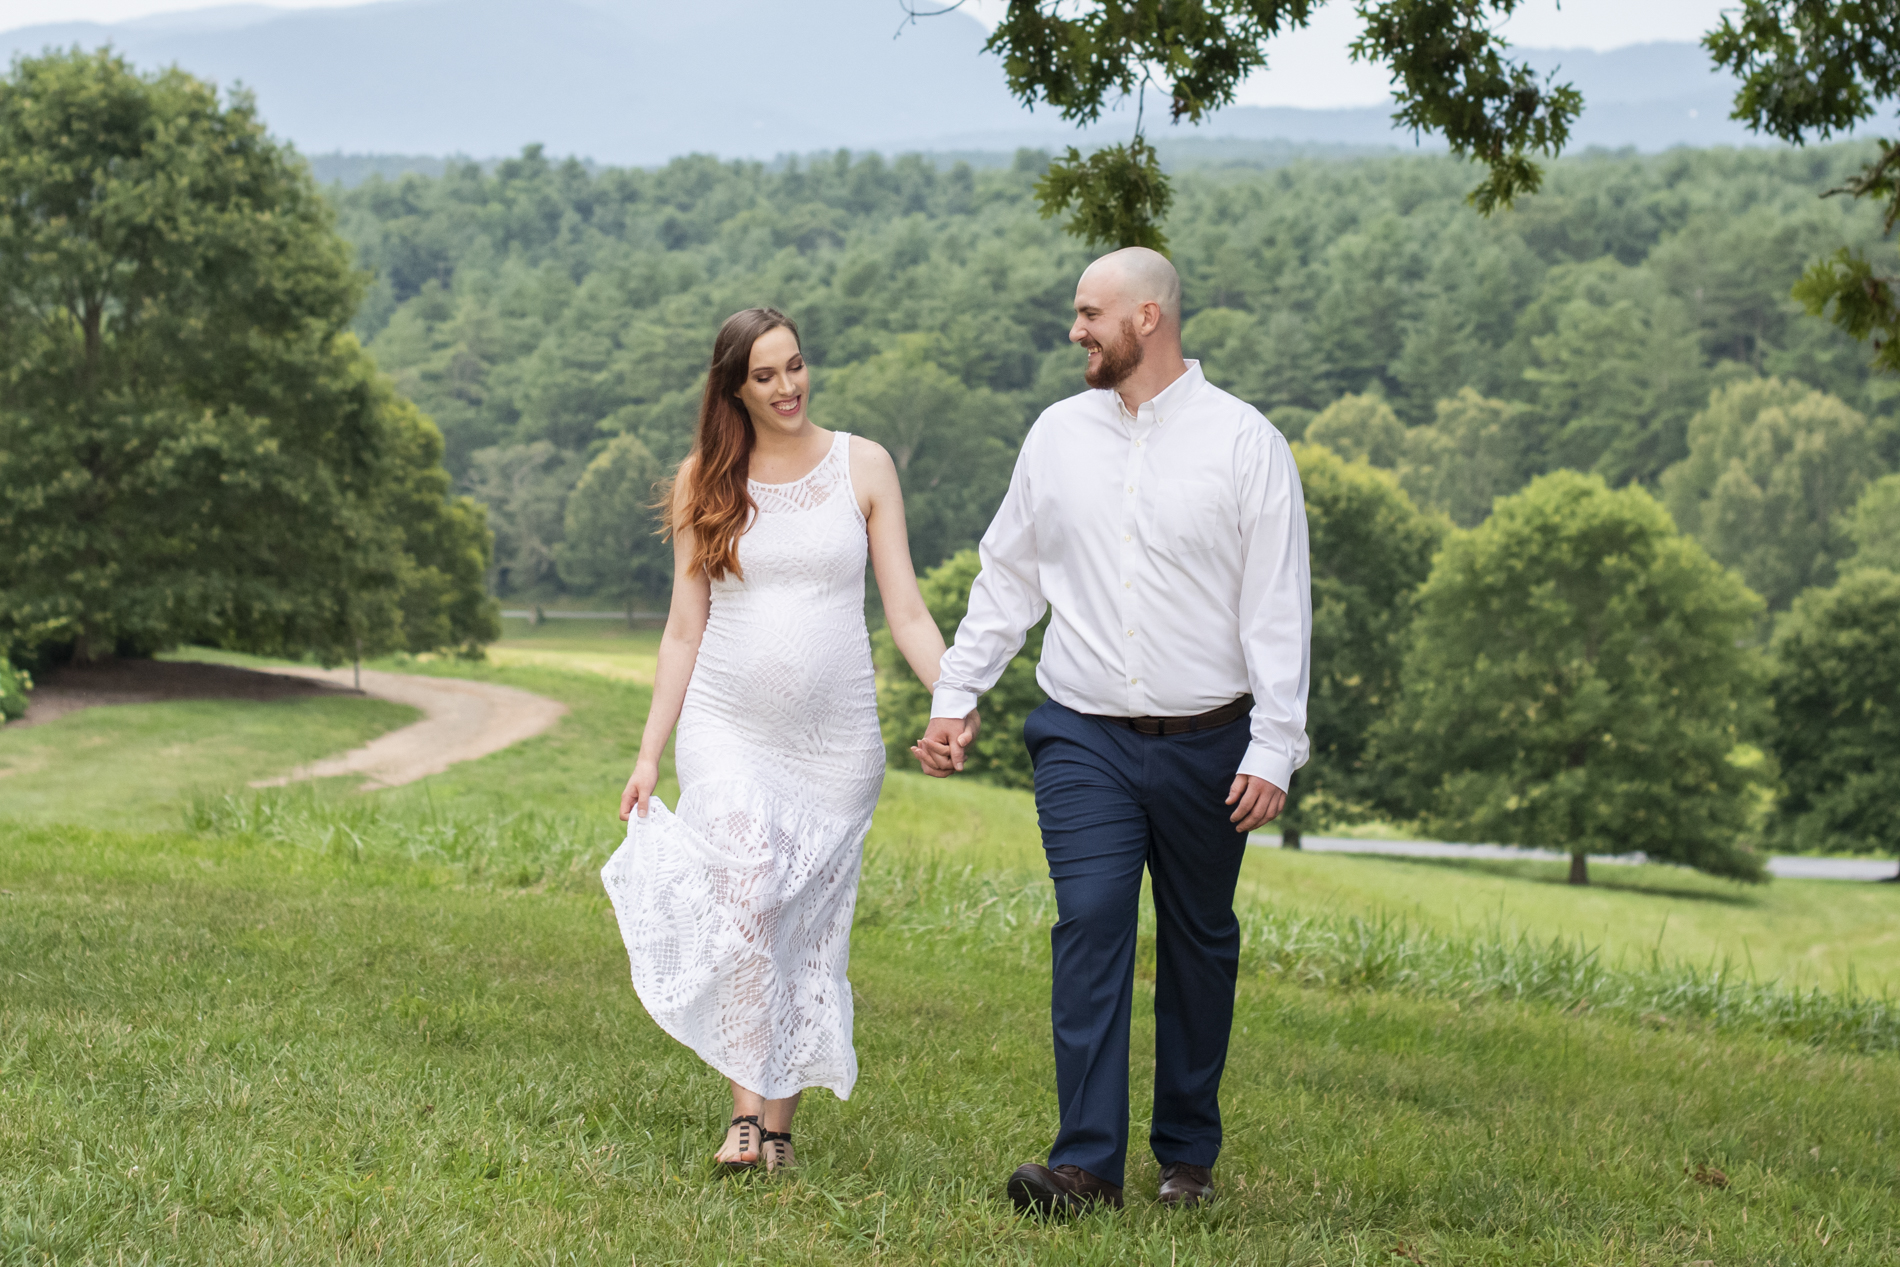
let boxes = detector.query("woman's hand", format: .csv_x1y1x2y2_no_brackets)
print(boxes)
620,756,660,821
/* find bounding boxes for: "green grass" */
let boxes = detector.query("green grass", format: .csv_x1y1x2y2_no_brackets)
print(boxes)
0,695,416,829
4,813,1897,1264
3,648,1897,1262
1240,851,1900,995
484,616,663,684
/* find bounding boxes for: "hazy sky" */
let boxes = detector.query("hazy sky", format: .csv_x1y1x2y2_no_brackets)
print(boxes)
0,0,1738,109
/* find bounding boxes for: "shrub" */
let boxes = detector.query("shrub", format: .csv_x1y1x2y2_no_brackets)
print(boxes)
0,654,31,722
874,549,1046,789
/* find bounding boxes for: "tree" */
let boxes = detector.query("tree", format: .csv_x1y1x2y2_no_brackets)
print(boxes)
873,549,1048,789
1768,568,1900,872
1660,377,1890,611
1377,472,1769,885
963,0,1581,250
0,50,496,665
378,389,502,657
1183,306,1328,423
1305,394,1404,468
1516,260,1709,486
555,434,670,616
1397,389,1532,528
462,442,585,594
1844,472,1900,572
1707,2,1900,372
1280,443,1446,845
819,335,1021,572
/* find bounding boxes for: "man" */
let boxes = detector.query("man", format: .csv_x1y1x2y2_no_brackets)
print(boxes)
914,247,1311,1213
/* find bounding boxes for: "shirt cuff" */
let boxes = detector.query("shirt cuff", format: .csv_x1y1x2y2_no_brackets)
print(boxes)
1237,742,1293,793
931,686,980,720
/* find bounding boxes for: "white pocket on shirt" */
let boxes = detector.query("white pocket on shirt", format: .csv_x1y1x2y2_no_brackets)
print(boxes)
1152,479,1228,555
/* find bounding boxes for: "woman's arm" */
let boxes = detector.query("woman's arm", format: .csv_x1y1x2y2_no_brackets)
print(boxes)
851,436,949,691
621,468,712,821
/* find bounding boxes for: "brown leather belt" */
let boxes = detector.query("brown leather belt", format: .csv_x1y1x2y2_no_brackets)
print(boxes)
1093,694,1253,736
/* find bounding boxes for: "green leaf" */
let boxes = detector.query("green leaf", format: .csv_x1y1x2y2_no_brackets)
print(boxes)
1032,137,1173,253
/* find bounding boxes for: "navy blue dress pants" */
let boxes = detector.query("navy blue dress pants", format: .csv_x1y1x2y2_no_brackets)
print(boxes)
1022,699,1254,1189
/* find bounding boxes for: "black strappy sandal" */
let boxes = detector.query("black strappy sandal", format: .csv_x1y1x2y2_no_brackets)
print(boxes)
760,1128,796,1174
718,1114,764,1173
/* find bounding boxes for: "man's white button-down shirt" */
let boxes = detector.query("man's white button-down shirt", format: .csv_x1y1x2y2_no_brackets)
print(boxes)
930,361,1313,790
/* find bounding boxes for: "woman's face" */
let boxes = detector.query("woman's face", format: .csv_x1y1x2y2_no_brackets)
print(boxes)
736,326,810,435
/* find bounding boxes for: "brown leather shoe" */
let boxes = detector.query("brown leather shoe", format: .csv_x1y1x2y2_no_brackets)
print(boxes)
1007,1162,1125,1215
1158,1162,1214,1207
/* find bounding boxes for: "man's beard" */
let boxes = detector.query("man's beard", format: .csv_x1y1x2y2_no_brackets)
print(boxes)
1083,318,1144,389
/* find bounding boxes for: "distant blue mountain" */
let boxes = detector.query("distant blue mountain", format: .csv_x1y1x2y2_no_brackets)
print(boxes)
0,1,1773,164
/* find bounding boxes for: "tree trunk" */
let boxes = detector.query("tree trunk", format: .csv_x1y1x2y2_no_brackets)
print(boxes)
1282,826,1302,850
1568,852,1589,885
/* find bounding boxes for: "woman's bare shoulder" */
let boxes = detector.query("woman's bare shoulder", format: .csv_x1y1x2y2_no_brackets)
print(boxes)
846,434,898,478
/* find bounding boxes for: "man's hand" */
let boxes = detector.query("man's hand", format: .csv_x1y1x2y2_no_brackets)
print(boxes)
911,710,981,777
1226,773,1285,833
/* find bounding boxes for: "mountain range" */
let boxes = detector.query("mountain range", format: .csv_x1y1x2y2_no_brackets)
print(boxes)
1,0,1774,166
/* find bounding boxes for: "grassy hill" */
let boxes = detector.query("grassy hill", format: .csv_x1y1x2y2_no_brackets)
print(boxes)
1,647,1895,1262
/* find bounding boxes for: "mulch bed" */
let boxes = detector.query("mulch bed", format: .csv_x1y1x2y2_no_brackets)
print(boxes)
8,659,352,729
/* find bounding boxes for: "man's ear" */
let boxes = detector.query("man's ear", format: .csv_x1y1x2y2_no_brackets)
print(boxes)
1139,300,1163,338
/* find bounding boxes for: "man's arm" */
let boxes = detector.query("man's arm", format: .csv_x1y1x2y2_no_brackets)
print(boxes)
915,439,1047,776
1228,425,1313,827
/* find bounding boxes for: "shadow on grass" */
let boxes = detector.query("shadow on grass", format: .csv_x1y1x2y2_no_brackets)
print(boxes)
1348,853,1765,907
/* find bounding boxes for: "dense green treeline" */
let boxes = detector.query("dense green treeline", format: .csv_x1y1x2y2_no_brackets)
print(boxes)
333,142,1898,600
328,140,1900,867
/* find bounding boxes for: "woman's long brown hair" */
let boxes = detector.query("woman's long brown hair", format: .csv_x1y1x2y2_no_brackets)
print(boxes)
663,307,800,582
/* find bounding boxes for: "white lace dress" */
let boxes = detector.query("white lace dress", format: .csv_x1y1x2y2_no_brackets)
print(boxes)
601,431,885,1100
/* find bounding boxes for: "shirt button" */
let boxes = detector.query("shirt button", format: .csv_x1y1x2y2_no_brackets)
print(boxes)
1123,534,1131,542
1126,629,1134,636
1123,581,1131,588
1126,485,1134,494
1136,440,1143,448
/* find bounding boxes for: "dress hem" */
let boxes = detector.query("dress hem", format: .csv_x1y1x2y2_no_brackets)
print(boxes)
636,996,857,1102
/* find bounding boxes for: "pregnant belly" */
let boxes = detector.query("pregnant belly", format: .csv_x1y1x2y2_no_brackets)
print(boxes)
686,626,878,744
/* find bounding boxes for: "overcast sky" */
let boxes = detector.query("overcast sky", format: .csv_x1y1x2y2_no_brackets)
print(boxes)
0,0,1737,109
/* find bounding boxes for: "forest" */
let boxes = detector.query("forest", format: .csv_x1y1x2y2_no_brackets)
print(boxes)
333,141,1897,610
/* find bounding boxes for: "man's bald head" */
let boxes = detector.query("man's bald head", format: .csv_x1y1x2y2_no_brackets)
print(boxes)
1070,246,1186,392
1079,247,1182,332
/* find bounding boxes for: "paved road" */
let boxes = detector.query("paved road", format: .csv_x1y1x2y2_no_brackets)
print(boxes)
1249,834,1900,882
250,666,567,791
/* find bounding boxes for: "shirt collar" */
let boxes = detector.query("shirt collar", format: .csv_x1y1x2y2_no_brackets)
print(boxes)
1113,360,1206,429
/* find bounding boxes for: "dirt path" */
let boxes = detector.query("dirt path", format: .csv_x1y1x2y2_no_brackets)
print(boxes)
249,667,567,790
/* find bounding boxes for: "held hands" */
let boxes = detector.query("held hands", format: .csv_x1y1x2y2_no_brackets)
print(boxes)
620,756,660,821
910,710,981,777
1226,774,1285,833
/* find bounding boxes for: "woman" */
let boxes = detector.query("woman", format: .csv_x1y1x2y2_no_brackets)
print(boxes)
602,307,955,1173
